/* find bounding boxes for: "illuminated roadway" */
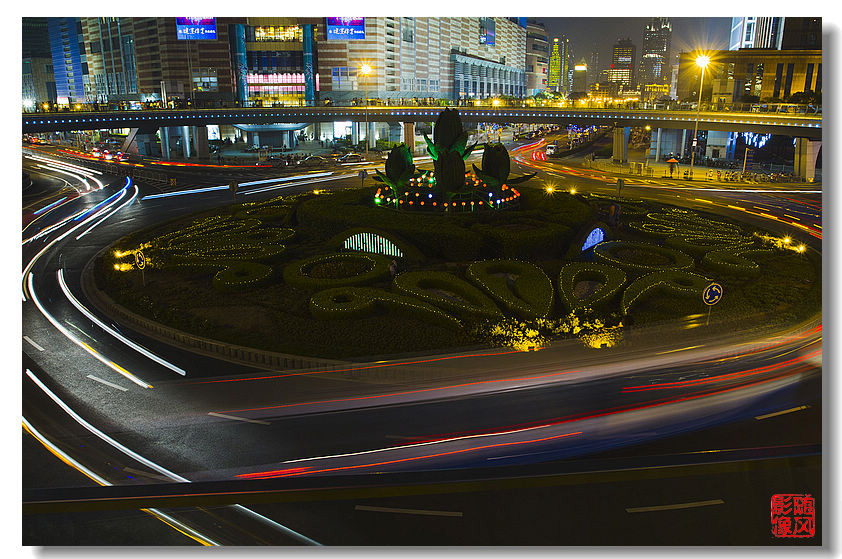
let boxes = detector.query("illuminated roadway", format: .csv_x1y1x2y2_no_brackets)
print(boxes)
21,143,821,544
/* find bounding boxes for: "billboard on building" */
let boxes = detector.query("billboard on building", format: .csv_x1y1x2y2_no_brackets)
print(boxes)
327,18,366,40
176,18,217,40
480,18,496,46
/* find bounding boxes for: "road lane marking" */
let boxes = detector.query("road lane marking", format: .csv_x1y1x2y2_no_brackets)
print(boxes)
625,499,724,513
207,412,271,426
123,466,173,482
86,374,128,392
23,336,44,351
355,505,463,517
656,345,703,355
754,405,810,420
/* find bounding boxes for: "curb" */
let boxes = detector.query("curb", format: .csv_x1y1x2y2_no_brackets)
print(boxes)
80,248,349,372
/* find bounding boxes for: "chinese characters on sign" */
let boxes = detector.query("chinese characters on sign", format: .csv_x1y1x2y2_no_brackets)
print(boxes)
176,18,217,40
771,494,815,538
326,18,366,40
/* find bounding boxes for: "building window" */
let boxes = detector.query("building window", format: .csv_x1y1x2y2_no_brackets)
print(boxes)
784,63,794,97
805,63,814,91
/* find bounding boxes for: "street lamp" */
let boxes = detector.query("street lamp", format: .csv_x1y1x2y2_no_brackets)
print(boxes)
360,63,373,158
689,54,710,179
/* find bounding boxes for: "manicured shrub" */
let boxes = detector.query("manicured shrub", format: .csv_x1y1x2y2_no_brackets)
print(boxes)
621,269,711,315
471,222,573,260
702,248,775,276
558,262,627,311
283,253,392,289
466,259,554,319
594,241,693,273
394,270,502,320
212,261,273,292
309,286,461,329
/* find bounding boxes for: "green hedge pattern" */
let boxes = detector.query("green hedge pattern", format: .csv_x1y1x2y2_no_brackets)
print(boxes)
283,253,392,289
310,286,461,330
702,248,775,275
394,271,503,320
466,259,554,319
621,269,711,315
212,261,273,292
594,241,694,273
558,262,628,311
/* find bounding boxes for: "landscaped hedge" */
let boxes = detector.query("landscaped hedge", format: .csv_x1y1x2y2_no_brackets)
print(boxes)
621,269,711,315
558,262,628,311
283,252,392,289
471,221,572,260
212,261,273,292
594,241,694,273
702,248,775,276
664,235,754,256
466,259,554,319
309,286,461,330
394,270,503,321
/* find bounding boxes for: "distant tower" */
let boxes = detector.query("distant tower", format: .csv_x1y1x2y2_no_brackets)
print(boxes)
730,17,785,50
609,37,636,90
548,38,561,91
638,17,671,87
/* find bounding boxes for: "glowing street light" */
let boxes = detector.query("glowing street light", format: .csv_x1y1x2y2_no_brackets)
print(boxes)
360,63,373,158
689,54,710,179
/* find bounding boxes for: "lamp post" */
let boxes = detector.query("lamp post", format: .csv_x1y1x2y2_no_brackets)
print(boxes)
360,63,373,158
689,54,710,179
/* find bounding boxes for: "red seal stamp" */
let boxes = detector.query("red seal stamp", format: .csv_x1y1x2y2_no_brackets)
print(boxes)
771,494,815,538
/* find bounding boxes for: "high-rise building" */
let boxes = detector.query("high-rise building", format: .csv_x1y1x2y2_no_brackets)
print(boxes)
80,18,138,104
608,38,635,90
638,17,671,87
316,17,526,103
525,19,549,96
23,17,56,110
47,18,87,105
589,46,600,87
781,17,821,50
572,59,587,95
730,17,785,50
547,35,569,93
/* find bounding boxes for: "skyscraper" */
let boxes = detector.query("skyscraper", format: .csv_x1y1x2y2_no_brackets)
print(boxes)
525,19,549,96
547,35,569,93
608,38,635,90
729,17,784,50
638,17,671,87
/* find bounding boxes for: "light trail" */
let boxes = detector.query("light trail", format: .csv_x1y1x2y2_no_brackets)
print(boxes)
57,268,186,376
32,197,68,216
27,274,152,388
214,368,578,415
22,416,220,546
75,183,138,240
23,369,320,546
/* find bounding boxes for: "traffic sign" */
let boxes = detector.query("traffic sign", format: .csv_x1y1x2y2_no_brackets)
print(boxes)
134,250,147,270
358,169,368,180
703,282,723,306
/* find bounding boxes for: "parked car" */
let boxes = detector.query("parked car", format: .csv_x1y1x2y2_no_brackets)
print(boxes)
297,155,330,166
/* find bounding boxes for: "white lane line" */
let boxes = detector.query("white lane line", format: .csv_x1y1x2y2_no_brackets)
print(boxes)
355,505,463,517
625,499,724,513
86,374,129,392
207,412,271,426
23,336,45,352
755,405,810,421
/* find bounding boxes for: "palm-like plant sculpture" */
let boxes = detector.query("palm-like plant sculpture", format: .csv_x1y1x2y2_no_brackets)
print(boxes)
472,143,536,189
372,143,415,202
423,108,478,197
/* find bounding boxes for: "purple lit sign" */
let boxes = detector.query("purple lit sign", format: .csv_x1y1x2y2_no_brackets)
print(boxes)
327,17,365,40
176,17,217,40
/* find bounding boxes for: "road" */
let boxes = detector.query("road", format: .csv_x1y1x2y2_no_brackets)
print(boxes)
21,141,822,545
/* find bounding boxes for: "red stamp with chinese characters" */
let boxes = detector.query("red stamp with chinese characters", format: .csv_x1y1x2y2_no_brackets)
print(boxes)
771,494,815,538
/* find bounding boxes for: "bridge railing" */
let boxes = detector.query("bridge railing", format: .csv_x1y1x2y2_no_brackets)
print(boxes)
23,101,822,116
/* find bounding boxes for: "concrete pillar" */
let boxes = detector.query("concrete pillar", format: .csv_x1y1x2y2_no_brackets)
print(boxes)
194,126,209,159
159,127,171,160
651,127,662,161
612,126,630,164
182,126,192,158
794,138,821,182
680,129,687,158
288,130,297,149
368,121,376,149
403,122,416,153
352,122,360,146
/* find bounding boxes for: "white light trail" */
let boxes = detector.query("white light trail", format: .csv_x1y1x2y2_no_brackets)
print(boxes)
57,268,186,376
27,273,152,388
75,184,138,240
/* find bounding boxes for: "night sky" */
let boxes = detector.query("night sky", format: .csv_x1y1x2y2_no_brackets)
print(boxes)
538,17,732,69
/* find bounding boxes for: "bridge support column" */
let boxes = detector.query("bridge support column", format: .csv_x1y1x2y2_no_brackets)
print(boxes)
194,125,209,159
368,122,376,149
794,138,821,182
134,133,159,157
159,127,171,160
351,122,360,146
182,126,192,158
402,122,416,153
653,127,662,161
612,127,630,164
287,130,297,149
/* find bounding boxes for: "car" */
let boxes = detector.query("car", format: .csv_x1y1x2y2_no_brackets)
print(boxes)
338,153,365,163
114,151,129,162
545,144,557,155
297,155,329,166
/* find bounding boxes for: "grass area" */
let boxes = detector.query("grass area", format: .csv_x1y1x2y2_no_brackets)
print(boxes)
95,186,821,359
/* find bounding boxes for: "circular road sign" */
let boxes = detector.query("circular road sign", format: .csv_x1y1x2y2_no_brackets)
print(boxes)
703,282,723,306
134,250,147,270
